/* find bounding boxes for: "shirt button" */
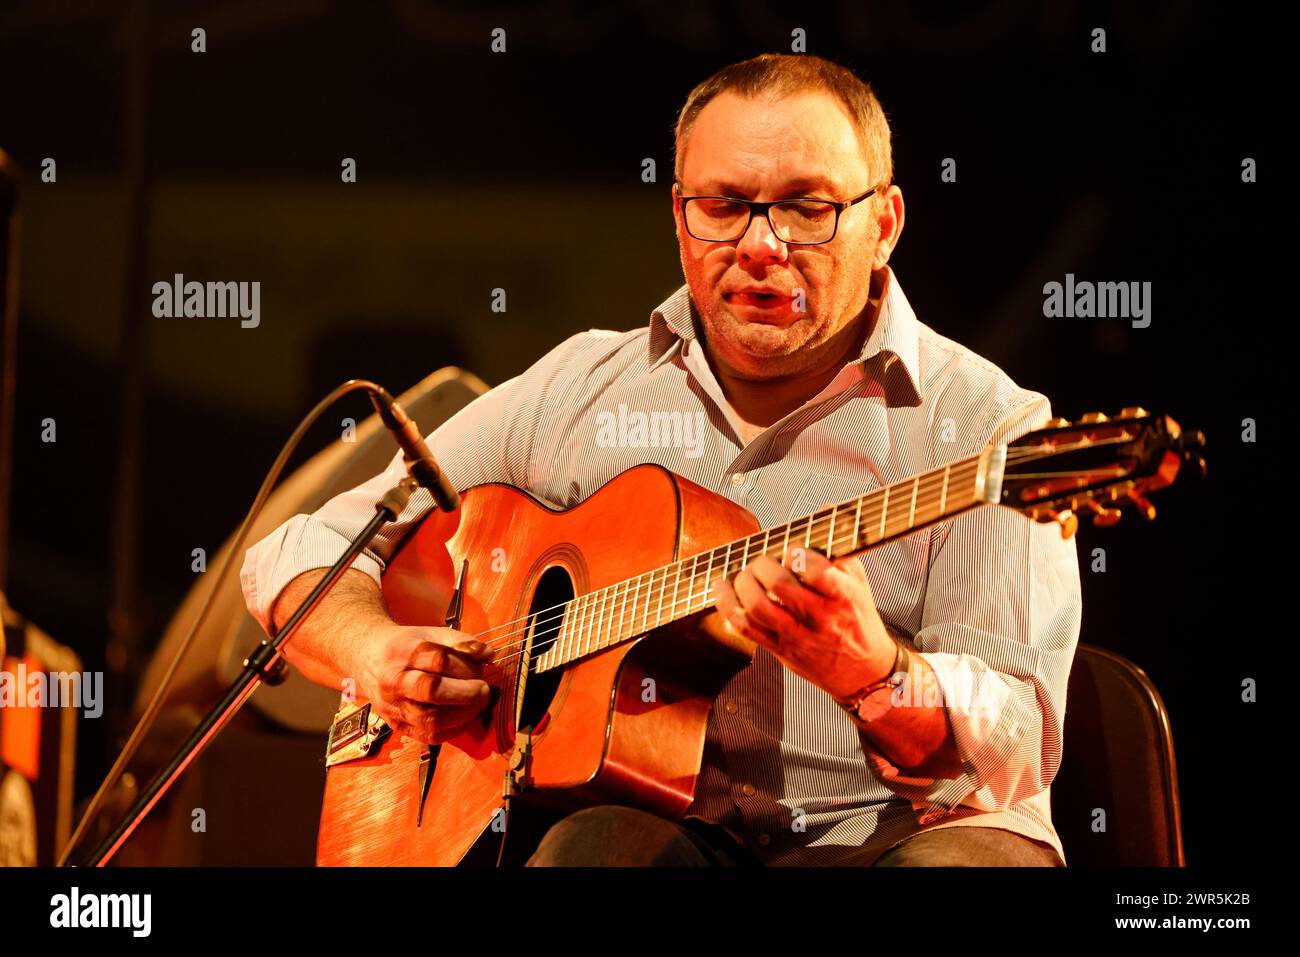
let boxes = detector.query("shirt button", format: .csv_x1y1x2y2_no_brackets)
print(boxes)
731,472,745,487
757,833,771,847
724,700,738,715
741,783,756,797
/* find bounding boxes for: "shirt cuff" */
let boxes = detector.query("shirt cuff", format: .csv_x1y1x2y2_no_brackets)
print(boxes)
861,651,1028,823
239,513,386,635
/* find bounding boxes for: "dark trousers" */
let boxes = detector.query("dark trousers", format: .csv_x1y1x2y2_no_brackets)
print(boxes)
524,804,1064,867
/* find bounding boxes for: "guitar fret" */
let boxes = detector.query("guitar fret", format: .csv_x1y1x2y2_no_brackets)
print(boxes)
670,560,681,621
540,618,554,672
852,497,863,551
570,594,580,660
827,505,837,558
580,593,591,659
611,582,621,645
635,574,645,633
642,570,652,633
585,590,595,657
616,579,627,645
908,478,918,528
689,553,702,613
598,584,611,651
599,587,608,648
656,568,665,628
940,464,950,515
563,595,574,663
608,583,619,647
585,591,596,655
879,486,889,539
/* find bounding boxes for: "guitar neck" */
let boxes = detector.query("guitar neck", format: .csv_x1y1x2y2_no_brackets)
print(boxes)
534,445,1006,672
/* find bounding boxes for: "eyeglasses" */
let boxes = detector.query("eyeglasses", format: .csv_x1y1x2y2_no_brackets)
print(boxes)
675,182,880,245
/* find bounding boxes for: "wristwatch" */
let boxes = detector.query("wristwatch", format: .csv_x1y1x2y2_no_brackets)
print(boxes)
835,638,913,721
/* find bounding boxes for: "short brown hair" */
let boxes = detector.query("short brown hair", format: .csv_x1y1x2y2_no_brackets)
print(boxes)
673,53,893,187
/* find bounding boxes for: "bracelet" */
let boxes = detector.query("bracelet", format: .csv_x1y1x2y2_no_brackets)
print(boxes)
835,638,913,720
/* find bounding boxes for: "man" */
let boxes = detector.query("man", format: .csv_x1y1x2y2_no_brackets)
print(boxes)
240,53,1080,866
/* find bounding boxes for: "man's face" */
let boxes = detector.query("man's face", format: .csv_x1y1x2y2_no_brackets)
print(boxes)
673,90,896,381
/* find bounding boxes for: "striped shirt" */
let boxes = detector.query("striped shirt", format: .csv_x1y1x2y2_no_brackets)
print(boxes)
240,265,1082,865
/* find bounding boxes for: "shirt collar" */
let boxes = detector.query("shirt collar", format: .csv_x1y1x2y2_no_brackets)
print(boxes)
646,265,923,401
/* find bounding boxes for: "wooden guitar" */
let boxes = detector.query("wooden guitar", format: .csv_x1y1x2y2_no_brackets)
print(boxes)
315,408,1204,865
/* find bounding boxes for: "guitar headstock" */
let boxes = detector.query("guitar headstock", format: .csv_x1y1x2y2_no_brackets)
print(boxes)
998,407,1206,538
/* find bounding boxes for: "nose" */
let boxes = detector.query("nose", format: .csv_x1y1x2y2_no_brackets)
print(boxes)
736,210,788,267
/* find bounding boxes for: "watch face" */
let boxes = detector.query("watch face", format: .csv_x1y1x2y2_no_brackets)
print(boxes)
0,769,37,867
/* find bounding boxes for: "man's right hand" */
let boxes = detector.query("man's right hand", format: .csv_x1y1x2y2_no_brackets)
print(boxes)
353,623,496,745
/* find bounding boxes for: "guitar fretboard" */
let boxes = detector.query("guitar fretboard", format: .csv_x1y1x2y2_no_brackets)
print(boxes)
532,448,998,673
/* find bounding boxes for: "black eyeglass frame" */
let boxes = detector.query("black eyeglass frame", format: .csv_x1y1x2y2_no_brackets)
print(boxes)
673,182,883,245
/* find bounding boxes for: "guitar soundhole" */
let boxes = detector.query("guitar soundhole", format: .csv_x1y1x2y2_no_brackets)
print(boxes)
514,565,574,733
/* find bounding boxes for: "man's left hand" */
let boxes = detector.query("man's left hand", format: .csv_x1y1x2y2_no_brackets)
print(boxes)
712,549,898,703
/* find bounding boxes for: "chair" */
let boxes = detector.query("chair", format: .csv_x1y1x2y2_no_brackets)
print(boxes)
1053,643,1185,866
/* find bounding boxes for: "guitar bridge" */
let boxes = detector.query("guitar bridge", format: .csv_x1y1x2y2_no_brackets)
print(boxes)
325,701,390,767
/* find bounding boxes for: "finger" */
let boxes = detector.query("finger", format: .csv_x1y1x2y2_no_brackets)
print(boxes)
834,555,871,586
748,556,818,624
732,566,797,637
712,576,745,628
789,548,870,602
447,635,497,662
396,700,488,744
397,671,491,707
406,640,486,679
712,576,771,642
787,547,834,588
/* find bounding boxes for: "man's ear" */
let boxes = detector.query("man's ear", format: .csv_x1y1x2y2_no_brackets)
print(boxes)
872,185,905,270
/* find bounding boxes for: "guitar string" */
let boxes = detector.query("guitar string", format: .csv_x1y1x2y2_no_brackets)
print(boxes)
425,457,979,660
476,458,981,663
465,435,1134,668
413,434,1129,668
482,450,1140,670
482,477,1007,671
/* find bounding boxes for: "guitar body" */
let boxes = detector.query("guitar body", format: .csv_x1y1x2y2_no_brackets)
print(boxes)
316,464,759,866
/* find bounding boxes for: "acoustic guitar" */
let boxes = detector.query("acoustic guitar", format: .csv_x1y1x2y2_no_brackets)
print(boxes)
315,408,1204,865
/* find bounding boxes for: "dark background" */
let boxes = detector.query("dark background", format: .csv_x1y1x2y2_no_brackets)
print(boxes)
0,0,1278,868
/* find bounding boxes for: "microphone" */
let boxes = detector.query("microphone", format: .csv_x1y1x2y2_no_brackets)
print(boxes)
367,387,461,512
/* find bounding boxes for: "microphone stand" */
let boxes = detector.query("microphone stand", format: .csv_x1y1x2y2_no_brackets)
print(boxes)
76,461,445,866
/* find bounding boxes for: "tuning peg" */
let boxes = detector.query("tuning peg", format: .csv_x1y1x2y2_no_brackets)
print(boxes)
1080,499,1122,526
1037,508,1079,539
1127,491,1157,520
1079,412,1109,424
1044,417,1071,429
1177,429,1209,478
1118,406,1149,419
